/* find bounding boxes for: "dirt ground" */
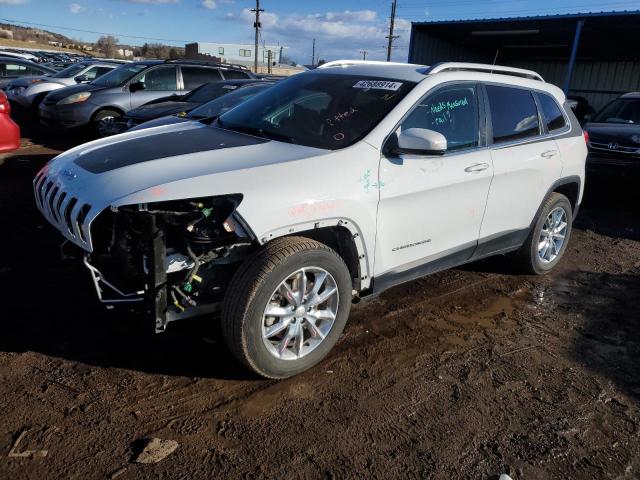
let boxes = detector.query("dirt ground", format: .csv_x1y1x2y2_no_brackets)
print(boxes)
1,124,639,480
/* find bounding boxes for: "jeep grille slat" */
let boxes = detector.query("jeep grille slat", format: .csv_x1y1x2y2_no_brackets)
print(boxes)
33,173,94,251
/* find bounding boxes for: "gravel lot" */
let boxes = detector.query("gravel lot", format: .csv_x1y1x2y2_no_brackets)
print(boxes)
1,125,639,479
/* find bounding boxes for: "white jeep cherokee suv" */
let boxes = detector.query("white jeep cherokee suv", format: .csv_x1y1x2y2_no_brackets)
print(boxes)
34,61,587,378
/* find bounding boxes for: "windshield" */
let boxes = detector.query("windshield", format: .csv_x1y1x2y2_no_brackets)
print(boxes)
217,73,416,149
189,83,273,119
183,82,243,103
592,98,640,124
91,63,147,88
51,63,87,79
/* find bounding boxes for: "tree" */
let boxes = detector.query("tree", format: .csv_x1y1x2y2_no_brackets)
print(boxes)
96,35,118,57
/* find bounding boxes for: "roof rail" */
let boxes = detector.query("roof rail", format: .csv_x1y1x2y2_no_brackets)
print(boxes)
164,58,250,71
318,59,424,69
426,62,544,81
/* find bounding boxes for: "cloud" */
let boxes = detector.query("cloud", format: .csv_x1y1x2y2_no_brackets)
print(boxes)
121,0,179,3
69,2,85,14
225,9,410,62
201,0,216,9
0,0,28,4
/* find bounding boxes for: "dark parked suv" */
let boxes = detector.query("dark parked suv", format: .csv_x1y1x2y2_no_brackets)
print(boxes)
584,92,640,171
39,59,253,135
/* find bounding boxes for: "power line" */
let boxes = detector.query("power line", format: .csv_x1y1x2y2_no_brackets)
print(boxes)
0,17,194,44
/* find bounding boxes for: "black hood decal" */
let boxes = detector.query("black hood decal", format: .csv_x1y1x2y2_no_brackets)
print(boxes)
74,125,268,174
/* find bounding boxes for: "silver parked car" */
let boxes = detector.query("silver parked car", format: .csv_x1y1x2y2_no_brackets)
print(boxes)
38,59,254,136
6,61,122,110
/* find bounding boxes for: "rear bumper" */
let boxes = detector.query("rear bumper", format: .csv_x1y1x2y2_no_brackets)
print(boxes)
0,115,20,153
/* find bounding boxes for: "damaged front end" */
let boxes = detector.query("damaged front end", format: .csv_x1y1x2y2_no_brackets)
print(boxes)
86,195,256,332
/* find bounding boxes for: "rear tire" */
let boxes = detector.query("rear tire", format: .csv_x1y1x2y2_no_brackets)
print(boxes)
515,192,572,275
222,236,352,379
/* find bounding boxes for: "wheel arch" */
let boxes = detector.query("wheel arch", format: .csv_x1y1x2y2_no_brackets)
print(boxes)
91,106,125,121
552,178,581,216
259,219,371,291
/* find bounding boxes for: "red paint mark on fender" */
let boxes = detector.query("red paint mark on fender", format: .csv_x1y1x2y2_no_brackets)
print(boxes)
150,186,169,197
288,201,339,219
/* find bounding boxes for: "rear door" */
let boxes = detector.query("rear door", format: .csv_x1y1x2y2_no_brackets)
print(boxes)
478,84,562,248
129,66,180,109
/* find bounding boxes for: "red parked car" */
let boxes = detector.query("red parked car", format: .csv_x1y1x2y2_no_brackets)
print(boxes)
0,91,20,155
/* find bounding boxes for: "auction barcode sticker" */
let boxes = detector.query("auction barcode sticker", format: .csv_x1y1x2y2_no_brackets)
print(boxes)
353,80,403,91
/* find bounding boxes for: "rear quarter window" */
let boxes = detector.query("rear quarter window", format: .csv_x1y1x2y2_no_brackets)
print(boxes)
221,69,251,80
486,85,540,144
537,93,567,132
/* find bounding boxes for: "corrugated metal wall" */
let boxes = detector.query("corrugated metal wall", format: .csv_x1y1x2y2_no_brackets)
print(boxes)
409,30,491,65
410,29,640,112
509,60,640,110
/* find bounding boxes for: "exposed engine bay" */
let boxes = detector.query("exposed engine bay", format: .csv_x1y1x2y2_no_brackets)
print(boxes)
86,195,256,332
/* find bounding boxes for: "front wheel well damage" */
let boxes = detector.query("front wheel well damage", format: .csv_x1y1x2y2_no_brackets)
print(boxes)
274,226,362,292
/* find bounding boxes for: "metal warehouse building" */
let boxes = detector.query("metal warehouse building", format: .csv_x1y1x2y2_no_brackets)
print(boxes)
408,11,640,111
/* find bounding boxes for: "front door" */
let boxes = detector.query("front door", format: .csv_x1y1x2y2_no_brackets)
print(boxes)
375,83,493,282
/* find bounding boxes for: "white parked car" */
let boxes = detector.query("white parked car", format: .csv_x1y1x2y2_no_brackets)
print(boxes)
34,61,587,378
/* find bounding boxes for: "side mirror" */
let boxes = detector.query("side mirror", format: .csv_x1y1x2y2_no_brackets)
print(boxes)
74,74,89,83
397,128,447,155
129,81,145,93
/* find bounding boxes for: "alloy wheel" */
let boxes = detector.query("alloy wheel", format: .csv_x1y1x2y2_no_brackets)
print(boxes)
262,267,339,360
538,206,568,264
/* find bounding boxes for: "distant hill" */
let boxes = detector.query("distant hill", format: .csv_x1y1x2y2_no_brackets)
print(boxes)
0,23,76,45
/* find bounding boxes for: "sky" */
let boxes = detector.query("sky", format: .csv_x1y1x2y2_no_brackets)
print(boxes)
1,0,639,63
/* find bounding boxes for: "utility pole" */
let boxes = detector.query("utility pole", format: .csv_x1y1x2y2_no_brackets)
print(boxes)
385,0,398,62
359,50,368,60
251,0,263,74
267,49,272,74
311,38,316,67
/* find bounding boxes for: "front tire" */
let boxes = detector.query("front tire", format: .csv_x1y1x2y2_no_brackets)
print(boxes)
222,236,352,379
93,109,121,137
515,192,572,274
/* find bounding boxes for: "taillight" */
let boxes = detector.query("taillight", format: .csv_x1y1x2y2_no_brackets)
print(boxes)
583,130,589,145
0,92,9,115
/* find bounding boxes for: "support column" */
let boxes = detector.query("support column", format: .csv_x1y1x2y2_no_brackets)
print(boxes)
563,18,585,94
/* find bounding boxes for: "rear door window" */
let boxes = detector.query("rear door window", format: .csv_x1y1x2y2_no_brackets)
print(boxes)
486,85,540,144
401,84,479,152
181,67,223,90
537,93,567,132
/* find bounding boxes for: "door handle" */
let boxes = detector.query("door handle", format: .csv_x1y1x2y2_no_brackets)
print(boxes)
541,150,558,158
464,163,490,173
